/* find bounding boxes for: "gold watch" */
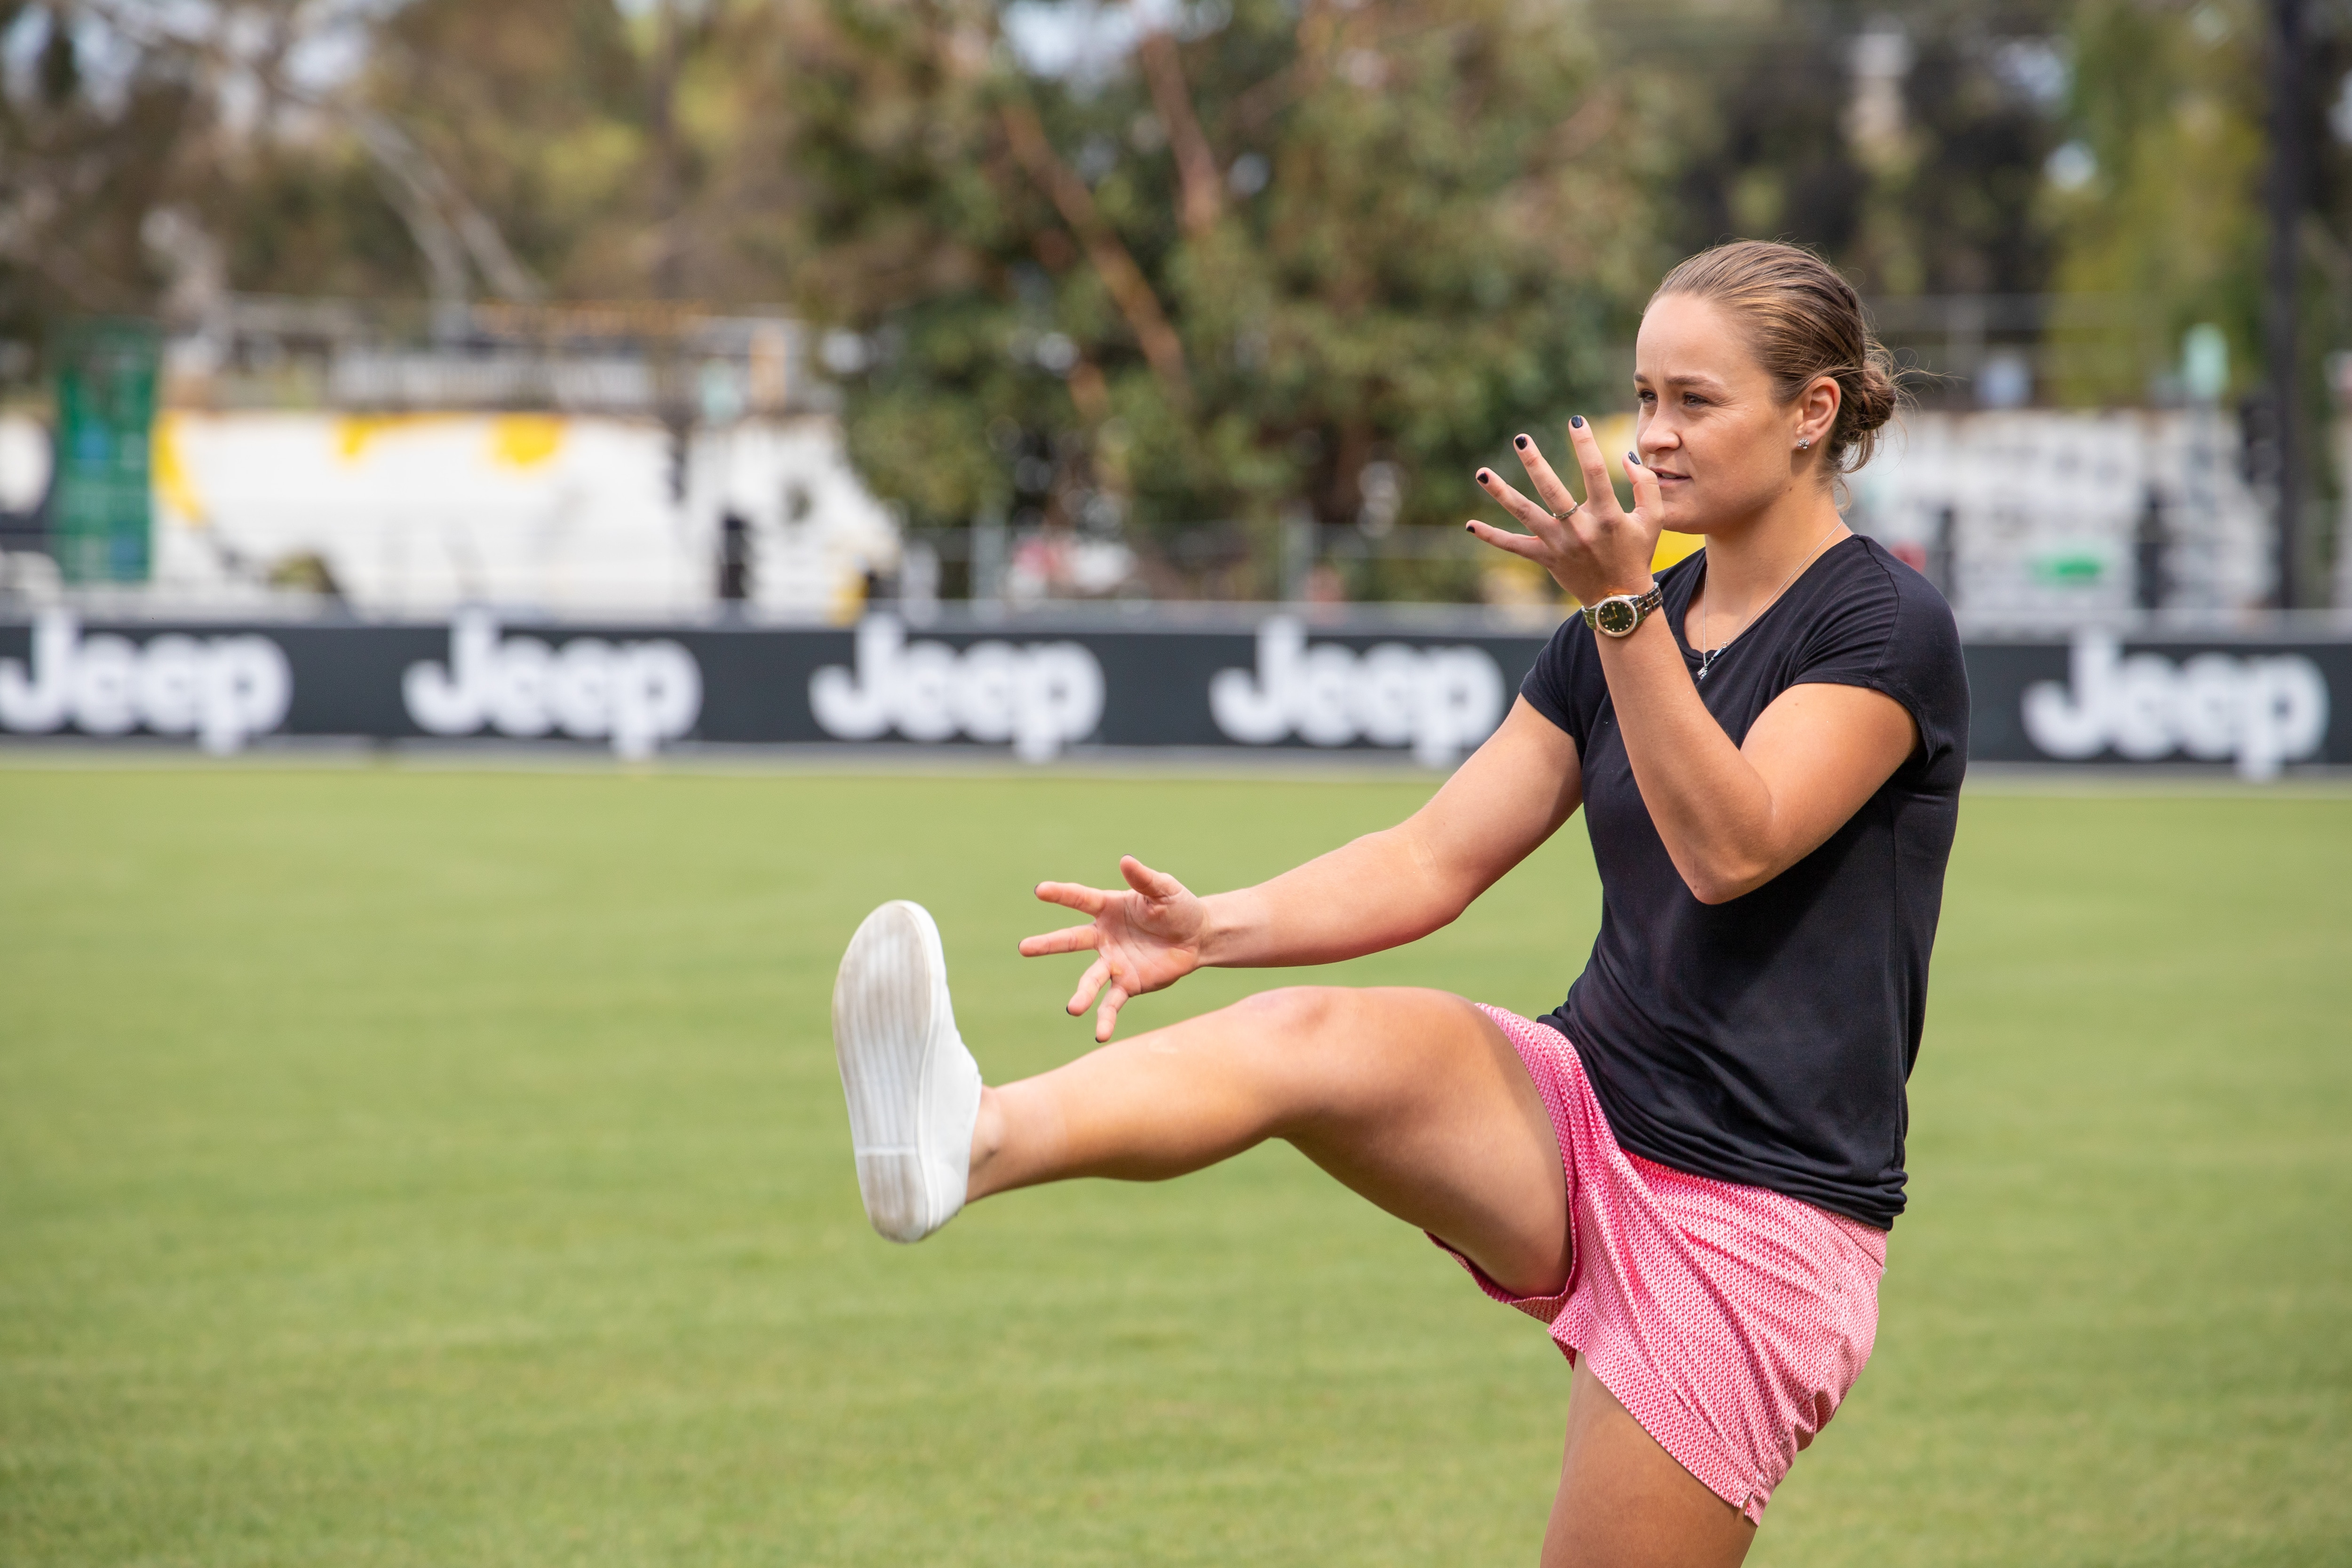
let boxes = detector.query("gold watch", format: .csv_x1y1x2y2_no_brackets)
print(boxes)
1581,584,1663,639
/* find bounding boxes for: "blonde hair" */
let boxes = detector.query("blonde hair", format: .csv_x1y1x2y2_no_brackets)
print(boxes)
1651,240,1902,473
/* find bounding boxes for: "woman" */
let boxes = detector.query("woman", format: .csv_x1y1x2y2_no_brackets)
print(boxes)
829,240,1969,1567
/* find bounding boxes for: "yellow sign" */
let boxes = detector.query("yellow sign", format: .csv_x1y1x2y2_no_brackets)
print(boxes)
489,415,565,469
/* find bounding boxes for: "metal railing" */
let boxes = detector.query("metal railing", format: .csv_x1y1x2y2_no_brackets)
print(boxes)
165,294,833,419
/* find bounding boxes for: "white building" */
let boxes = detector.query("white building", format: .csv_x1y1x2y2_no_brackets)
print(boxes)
1849,409,2274,620
140,408,900,618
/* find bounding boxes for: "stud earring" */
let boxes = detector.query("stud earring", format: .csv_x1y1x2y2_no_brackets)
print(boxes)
1797,438,1811,450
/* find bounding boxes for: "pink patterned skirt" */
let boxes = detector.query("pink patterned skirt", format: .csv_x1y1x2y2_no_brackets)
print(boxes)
1436,1006,1889,1524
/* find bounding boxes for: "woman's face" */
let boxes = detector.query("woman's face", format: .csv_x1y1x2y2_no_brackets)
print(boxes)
1631,293,1831,535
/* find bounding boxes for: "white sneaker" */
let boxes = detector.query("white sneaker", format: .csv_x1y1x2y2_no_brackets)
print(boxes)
831,900,984,1243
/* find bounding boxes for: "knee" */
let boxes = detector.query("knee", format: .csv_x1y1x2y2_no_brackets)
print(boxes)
1222,986,1371,1094
1228,984,1351,1041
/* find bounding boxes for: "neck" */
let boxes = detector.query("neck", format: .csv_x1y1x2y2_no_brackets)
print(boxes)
1696,483,1847,615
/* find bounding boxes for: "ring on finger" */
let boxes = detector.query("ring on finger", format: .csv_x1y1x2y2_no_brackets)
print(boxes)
1550,502,1581,521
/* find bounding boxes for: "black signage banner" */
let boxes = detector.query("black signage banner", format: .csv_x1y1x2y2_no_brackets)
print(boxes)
1,611,2342,776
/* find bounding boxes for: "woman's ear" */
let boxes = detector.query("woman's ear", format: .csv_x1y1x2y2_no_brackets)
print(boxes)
1797,374,1841,450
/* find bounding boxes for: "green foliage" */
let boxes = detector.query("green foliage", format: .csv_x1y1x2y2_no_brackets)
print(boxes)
778,0,1658,591
783,0,2193,587
0,9,201,342
2034,0,2352,439
2042,0,2271,404
366,0,652,297
213,149,424,301
0,766,2348,1564
6,0,2347,576
1632,1,2061,297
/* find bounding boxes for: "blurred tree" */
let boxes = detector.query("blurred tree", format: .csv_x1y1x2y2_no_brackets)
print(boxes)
1620,1,2066,298
2041,0,2269,403
2034,0,2350,604
0,0,575,347
356,0,645,299
1856,12,2066,297
761,0,1662,597
2042,0,2349,408
10,0,2339,598
0,3,207,347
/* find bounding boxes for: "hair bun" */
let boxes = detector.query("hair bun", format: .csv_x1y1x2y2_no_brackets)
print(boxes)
1843,352,1899,434
1833,347,1901,466
1651,239,1911,477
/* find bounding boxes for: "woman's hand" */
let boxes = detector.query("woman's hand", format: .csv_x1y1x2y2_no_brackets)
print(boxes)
1466,420,1664,604
1019,856,1208,1042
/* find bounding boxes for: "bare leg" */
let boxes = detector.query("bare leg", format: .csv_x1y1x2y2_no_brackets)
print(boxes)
1542,1360,1757,1567
966,984,1763,1561
967,985,1570,1300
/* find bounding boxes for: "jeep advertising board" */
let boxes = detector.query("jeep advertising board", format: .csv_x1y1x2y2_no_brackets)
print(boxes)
1,612,2342,775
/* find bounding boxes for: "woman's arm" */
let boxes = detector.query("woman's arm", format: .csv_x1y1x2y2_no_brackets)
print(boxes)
1590,629,1916,902
1020,697,1581,1039
1468,423,1916,905
1590,621,1919,902
1200,696,1582,964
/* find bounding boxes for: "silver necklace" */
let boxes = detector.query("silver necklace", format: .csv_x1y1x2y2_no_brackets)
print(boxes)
1696,522,1845,682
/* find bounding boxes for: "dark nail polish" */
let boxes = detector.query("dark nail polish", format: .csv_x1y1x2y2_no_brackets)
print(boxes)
1477,470,1491,484
1514,434,1529,449
1626,451,1640,467
1570,415,1584,429
1463,522,1473,532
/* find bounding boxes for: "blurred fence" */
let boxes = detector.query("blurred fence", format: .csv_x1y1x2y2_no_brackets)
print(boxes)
1,605,2340,779
166,297,825,420
2,301,2341,614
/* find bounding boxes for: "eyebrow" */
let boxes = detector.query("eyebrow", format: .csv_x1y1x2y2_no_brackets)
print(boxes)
1632,370,1732,393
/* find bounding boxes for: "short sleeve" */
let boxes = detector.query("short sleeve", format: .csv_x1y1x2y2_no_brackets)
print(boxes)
1788,544,1969,764
1520,615,1597,751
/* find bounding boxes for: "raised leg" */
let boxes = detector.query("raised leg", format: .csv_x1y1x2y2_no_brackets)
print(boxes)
931,978,1763,1562
966,985,1570,1300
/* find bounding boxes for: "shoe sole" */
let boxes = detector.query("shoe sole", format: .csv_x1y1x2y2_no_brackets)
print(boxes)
832,899,951,1243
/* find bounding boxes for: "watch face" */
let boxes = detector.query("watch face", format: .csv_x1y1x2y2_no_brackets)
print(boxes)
1594,597,1638,637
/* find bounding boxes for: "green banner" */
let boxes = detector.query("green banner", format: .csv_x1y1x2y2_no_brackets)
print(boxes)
50,319,159,584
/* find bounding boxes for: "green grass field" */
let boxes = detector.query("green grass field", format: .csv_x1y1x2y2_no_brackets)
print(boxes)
2,762,2347,1567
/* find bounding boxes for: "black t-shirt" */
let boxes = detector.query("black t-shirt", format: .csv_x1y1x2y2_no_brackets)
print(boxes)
1520,535,1968,1230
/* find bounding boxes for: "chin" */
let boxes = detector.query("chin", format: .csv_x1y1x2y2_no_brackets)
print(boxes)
1655,497,1711,536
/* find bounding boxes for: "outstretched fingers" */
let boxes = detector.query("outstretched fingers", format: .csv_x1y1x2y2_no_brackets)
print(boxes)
1067,955,1112,1017
1022,880,1111,956
1470,466,1564,544
1094,984,1129,1042
1464,517,1549,558
1562,418,1621,519
1032,879,1109,915
1060,950,1130,1040
1019,922,1102,957
1119,855,1182,899
1510,433,1582,519
1623,449,1663,519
